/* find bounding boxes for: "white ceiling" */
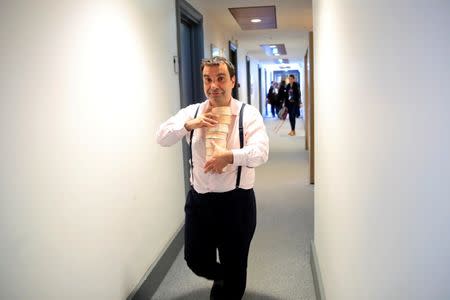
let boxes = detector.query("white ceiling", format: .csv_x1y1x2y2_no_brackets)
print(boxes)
187,0,313,65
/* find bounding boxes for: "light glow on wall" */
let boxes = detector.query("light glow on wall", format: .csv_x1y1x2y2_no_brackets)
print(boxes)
67,3,151,149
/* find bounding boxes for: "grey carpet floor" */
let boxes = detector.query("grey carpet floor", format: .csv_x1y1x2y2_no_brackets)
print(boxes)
152,117,316,300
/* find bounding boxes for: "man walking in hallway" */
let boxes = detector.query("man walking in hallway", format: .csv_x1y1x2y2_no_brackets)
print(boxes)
156,56,269,299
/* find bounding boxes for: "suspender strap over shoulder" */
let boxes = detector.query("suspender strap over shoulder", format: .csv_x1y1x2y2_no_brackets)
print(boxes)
189,105,200,172
236,103,246,188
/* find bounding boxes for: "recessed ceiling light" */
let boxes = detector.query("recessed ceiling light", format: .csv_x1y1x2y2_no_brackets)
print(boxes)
250,18,262,23
269,45,277,48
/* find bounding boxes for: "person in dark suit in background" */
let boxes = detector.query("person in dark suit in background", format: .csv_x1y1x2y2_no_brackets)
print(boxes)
277,80,287,115
285,74,301,136
266,81,278,118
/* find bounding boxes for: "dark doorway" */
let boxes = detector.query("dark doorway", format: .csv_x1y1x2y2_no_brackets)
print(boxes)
180,21,194,106
229,41,238,99
258,66,262,115
246,56,251,105
264,69,268,116
176,0,204,194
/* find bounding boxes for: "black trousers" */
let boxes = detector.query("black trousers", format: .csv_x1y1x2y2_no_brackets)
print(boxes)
270,103,277,117
287,102,297,130
184,188,257,300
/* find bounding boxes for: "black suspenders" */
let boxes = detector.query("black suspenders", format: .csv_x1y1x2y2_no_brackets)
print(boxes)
189,103,246,188
189,105,200,174
235,103,246,188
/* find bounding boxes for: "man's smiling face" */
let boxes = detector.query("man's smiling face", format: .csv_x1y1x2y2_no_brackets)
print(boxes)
202,62,235,107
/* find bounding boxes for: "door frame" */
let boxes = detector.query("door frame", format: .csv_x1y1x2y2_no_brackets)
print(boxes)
246,56,251,104
176,0,204,107
229,41,239,99
258,65,263,115
176,0,204,194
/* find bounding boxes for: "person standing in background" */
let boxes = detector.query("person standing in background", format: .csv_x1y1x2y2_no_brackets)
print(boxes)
266,81,278,118
277,80,287,115
157,56,269,300
285,74,301,136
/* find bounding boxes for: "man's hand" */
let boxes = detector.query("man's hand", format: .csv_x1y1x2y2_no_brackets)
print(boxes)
204,141,233,174
185,111,218,131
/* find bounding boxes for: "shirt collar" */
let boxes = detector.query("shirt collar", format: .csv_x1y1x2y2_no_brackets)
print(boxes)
230,98,240,116
204,98,240,116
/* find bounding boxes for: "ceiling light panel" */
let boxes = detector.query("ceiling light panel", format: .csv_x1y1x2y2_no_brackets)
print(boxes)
260,44,287,56
274,58,290,64
229,6,277,30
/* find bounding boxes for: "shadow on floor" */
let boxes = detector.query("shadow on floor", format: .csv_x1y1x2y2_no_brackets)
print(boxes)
159,288,282,300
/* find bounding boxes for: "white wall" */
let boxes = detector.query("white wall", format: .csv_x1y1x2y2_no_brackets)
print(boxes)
0,1,186,299
313,0,450,299
234,52,261,109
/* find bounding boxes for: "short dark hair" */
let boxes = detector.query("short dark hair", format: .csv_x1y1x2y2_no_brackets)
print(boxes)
289,74,296,79
201,56,236,78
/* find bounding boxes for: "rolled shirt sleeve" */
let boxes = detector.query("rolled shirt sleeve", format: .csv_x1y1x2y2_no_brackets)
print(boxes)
156,104,198,147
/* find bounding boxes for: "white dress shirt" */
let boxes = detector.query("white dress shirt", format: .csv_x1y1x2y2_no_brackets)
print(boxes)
156,99,269,193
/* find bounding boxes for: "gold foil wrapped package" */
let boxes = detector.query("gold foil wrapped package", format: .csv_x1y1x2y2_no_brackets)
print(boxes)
207,123,229,133
206,138,227,148
205,106,231,161
206,132,227,140
211,106,232,116
216,115,232,124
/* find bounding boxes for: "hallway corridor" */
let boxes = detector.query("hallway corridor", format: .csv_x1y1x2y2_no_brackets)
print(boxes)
152,118,316,300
